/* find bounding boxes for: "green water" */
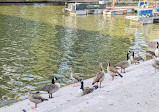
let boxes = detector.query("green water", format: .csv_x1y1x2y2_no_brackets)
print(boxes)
0,4,158,107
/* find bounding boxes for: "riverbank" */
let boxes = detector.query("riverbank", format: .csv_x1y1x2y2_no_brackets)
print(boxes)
1,58,159,112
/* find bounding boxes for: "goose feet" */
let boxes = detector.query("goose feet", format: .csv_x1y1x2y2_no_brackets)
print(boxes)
32,107,37,109
121,69,126,73
49,96,54,98
99,82,102,88
123,69,126,73
49,94,54,98
152,68,158,74
72,83,79,87
111,76,114,81
32,104,37,109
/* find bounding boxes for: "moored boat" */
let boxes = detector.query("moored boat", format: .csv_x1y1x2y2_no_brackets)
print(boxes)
63,3,106,15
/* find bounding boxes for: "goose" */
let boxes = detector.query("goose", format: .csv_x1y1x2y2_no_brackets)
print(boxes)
92,63,105,88
107,61,123,81
114,52,131,73
77,81,98,96
136,53,144,61
70,69,83,87
152,56,159,74
146,52,153,60
38,77,60,98
27,89,48,109
130,51,141,64
155,41,159,57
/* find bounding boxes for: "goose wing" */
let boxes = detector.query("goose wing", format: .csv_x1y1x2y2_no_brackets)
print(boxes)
156,60,159,65
94,72,104,82
115,61,128,67
83,87,93,95
134,57,144,61
109,67,123,77
72,74,82,81
109,66,118,73
31,94,47,101
40,84,58,92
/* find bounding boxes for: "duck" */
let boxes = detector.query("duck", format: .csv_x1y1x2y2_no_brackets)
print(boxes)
38,77,60,98
155,41,159,57
107,61,123,81
114,52,131,73
77,81,98,96
92,63,105,88
70,69,83,87
152,56,159,74
27,89,48,109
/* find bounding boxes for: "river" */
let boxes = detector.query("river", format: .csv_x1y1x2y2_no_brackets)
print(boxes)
0,3,158,107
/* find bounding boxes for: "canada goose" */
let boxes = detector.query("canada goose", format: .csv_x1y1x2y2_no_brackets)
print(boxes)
114,52,131,73
136,54,144,61
38,77,60,98
155,42,159,57
77,81,98,96
130,51,141,64
92,63,105,88
146,52,153,60
107,61,123,81
152,56,159,74
71,69,82,87
27,89,48,109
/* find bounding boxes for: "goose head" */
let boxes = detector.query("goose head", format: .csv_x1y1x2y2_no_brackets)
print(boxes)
130,51,134,61
107,61,111,66
128,51,131,54
52,77,58,84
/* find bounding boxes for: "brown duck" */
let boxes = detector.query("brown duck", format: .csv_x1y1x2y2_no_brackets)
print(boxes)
107,61,123,81
27,89,48,109
92,63,105,88
71,69,82,87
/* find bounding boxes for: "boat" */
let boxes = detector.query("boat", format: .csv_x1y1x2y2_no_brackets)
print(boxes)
62,3,106,15
103,9,127,15
126,8,159,24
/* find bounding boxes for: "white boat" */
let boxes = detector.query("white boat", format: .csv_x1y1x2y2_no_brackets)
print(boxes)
63,3,106,15
103,9,127,15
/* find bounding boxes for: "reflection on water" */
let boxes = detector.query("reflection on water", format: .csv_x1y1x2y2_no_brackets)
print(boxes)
0,4,157,107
